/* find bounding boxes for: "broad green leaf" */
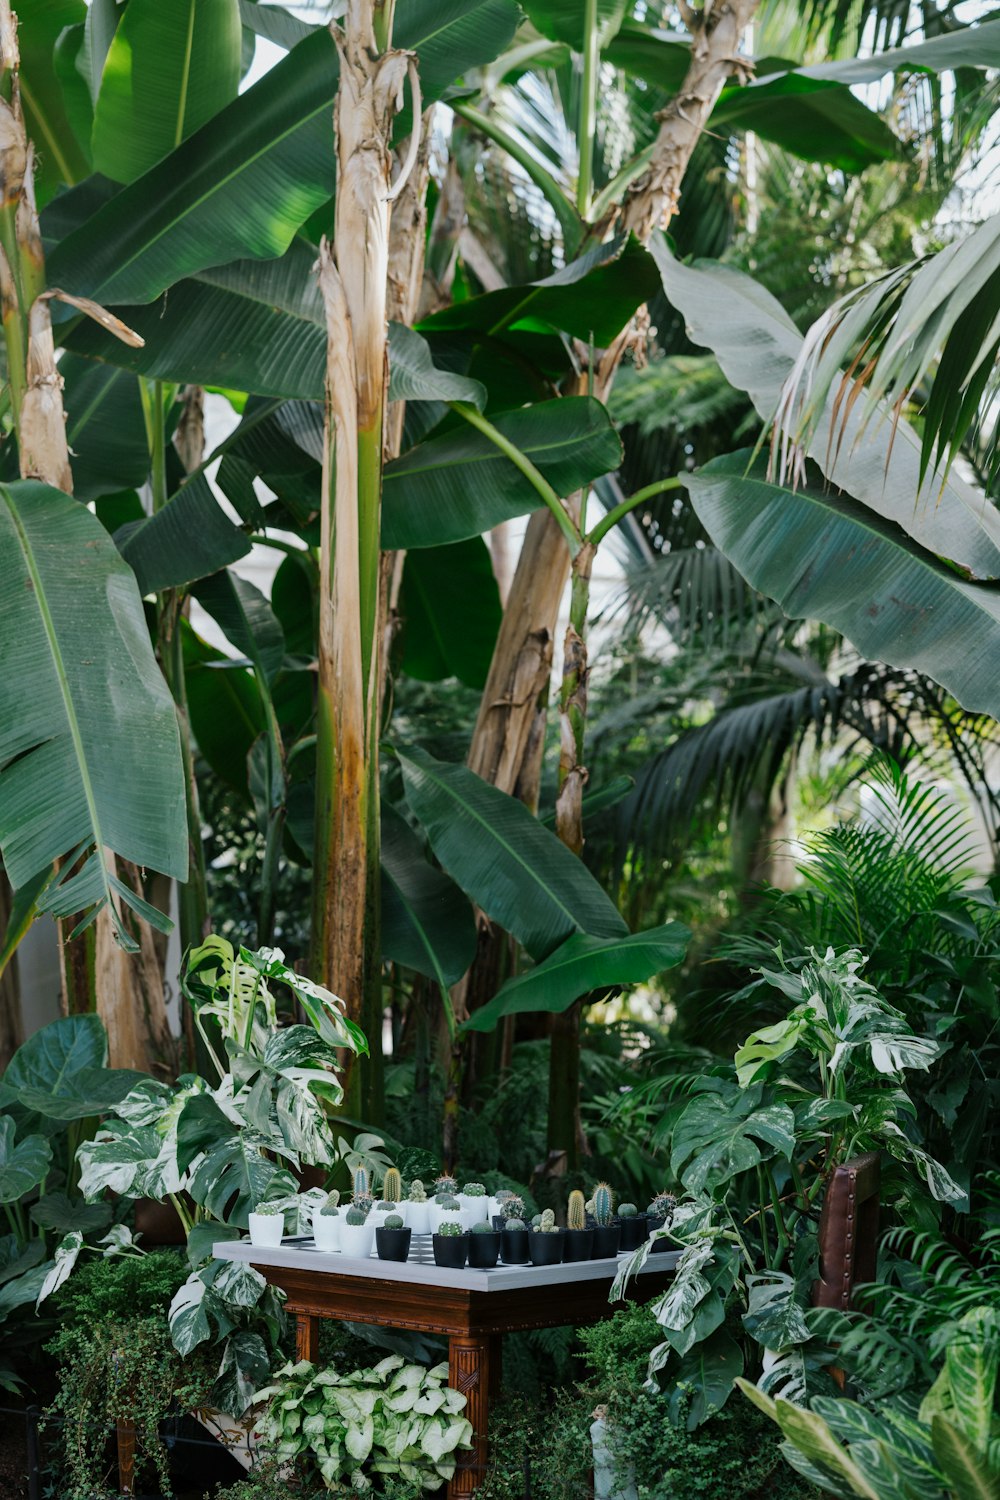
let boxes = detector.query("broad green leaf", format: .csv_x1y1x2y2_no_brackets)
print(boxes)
671,1329,743,1430
92,0,242,184
931,1415,1000,1500
670,1088,796,1194
388,324,487,411
0,867,53,982
240,0,316,50
742,1275,811,1353
942,1310,1000,1454
0,1119,51,1204
463,923,690,1031
420,235,659,350
0,482,186,932
381,806,477,993
35,1230,83,1307
605,21,689,93
52,24,94,163
29,1192,113,1235
48,0,520,305
521,0,627,48
169,1272,213,1356
382,397,622,549
117,473,252,595
653,243,1000,579
7,1066,148,1122
686,452,1000,721
192,571,285,682
791,18,1000,85
61,356,150,501
1,1014,105,1095
183,624,265,797
16,0,90,202
712,72,898,173
399,538,502,688
771,1401,882,1498
396,745,626,960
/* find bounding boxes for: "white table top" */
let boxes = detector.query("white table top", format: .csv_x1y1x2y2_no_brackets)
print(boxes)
214,1236,680,1293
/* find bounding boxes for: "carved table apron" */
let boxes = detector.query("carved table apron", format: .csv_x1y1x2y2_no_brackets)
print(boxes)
213,1240,678,1497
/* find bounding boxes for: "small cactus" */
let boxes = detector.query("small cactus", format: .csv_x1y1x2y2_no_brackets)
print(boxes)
471,1221,495,1235
383,1167,402,1203
345,1208,367,1226
353,1192,374,1216
500,1195,526,1222
504,1217,526,1232
254,1202,281,1217
439,1202,462,1218
495,1189,514,1203
534,1209,559,1235
437,1221,464,1238
462,1182,486,1197
408,1179,427,1203
647,1192,677,1223
567,1190,586,1232
353,1166,370,1198
375,1200,396,1212
592,1182,614,1228
320,1191,340,1217
436,1194,460,1210
384,1213,404,1231
434,1174,458,1196
618,1202,638,1219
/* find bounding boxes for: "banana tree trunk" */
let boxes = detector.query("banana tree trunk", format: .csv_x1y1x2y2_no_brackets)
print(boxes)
311,1,413,1119
0,3,172,1073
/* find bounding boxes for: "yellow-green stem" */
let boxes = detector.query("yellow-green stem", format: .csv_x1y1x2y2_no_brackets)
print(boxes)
577,0,600,217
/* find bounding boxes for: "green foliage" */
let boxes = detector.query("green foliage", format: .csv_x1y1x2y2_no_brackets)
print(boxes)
255,1355,473,1491
52,1250,187,1324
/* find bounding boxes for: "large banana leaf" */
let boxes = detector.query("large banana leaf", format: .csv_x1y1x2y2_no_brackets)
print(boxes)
47,0,520,306
396,746,626,961
92,0,242,183
463,923,690,1031
382,396,622,549
0,480,185,938
399,538,502,688
521,0,627,48
653,240,1000,581
17,0,90,202
60,355,150,501
182,625,264,798
381,806,477,993
117,473,252,595
685,452,1000,721
192,572,285,683
792,17,1000,83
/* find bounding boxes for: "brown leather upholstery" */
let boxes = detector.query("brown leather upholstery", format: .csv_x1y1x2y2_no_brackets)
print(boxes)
812,1152,880,1311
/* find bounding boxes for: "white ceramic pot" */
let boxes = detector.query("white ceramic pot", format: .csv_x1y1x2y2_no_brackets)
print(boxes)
248,1212,284,1248
487,1196,503,1221
339,1221,375,1259
313,1213,341,1252
433,1205,465,1235
407,1201,431,1234
460,1194,489,1226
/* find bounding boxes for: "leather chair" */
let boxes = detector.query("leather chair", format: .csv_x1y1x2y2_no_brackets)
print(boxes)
812,1151,881,1312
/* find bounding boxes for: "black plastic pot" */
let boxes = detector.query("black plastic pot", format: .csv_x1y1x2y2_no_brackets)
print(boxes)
432,1233,469,1269
647,1215,672,1253
618,1214,648,1251
375,1226,412,1262
562,1228,595,1263
591,1223,621,1259
467,1230,502,1269
499,1227,530,1264
529,1232,563,1267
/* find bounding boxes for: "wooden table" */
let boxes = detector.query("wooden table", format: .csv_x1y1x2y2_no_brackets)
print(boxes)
214,1239,678,1497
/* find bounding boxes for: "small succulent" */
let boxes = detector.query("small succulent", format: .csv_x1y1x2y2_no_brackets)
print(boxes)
345,1208,367,1227
618,1202,638,1219
531,1213,542,1228
462,1182,486,1197
533,1209,559,1235
647,1192,677,1223
503,1218,526,1232
591,1182,614,1228
382,1167,402,1203
408,1179,428,1203
384,1214,404,1231
434,1174,458,1196
471,1221,496,1236
567,1190,586,1232
437,1221,464,1238
436,1195,461,1211
500,1195,526,1222
495,1189,515,1204
375,1200,396,1212
353,1192,374,1216
254,1202,282,1217
320,1191,340,1218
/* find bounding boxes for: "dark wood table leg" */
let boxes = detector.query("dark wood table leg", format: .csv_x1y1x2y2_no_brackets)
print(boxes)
448,1333,491,1498
488,1333,503,1401
295,1311,320,1362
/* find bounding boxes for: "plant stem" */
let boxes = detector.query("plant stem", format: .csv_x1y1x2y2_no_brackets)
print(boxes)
588,477,682,546
765,1163,792,1263
448,401,582,555
577,0,600,217
168,1194,193,1236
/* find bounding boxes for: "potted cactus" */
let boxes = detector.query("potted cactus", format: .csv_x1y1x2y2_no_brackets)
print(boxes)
493,1193,526,1232
589,1182,620,1258
434,1173,458,1199
617,1202,647,1252
380,1167,405,1225
313,1190,341,1253
562,1190,594,1263
376,1212,412,1263
248,1202,284,1248
647,1192,677,1253
340,1205,375,1259
467,1220,501,1269
529,1209,563,1267
459,1181,489,1226
432,1220,468,1269
406,1178,431,1235
432,1196,464,1234
499,1214,529,1265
